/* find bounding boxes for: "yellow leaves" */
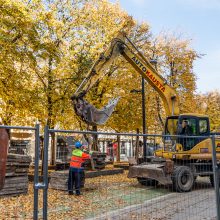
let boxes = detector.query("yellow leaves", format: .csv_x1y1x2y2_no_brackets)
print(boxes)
195,91,220,131
150,32,200,118
0,0,204,133
78,0,131,38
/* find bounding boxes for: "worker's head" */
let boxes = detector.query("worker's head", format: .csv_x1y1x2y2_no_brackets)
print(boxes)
75,141,82,148
182,120,188,128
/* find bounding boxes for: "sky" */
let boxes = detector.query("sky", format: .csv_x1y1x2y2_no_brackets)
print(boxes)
110,0,220,93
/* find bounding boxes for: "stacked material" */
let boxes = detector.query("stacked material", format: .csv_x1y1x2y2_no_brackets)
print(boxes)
0,154,31,197
50,168,124,191
84,152,107,170
50,170,69,191
91,152,106,170
50,152,108,191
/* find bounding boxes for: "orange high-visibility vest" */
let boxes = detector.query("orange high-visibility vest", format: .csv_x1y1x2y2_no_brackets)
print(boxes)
70,149,91,168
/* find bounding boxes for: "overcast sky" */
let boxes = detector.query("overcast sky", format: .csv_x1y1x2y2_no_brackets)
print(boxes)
110,0,220,93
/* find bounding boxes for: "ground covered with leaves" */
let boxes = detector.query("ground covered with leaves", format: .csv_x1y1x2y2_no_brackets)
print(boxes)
0,168,170,220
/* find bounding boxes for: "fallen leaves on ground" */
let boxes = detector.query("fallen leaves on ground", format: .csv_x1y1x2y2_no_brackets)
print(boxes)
0,170,138,220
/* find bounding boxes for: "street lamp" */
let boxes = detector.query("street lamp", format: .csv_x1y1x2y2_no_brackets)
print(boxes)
141,76,147,159
130,77,147,159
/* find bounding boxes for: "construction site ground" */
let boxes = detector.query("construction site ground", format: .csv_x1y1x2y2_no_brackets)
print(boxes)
88,186,216,220
0,166,217,220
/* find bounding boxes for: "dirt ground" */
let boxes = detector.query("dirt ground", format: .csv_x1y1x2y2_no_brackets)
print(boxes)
0,170,217,220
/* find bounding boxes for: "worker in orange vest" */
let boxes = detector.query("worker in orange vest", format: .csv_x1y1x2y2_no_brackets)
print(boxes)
68,141,91,195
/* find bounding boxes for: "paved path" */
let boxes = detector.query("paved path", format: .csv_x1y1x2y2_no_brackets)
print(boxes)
87,187,217,220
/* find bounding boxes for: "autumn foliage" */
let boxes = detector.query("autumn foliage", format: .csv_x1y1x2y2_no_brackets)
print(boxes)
0,0,217,133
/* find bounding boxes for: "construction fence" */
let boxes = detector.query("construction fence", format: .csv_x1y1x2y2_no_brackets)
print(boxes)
0,125,220,220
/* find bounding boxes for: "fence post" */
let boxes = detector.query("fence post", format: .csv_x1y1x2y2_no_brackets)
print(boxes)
211,135,220,220
43,125,49,220
33,124,40,220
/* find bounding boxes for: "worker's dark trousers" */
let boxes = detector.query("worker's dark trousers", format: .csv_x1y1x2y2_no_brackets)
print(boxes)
68,167,83,195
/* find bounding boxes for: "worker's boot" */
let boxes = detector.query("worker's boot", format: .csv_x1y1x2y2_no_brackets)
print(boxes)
75,189,81,196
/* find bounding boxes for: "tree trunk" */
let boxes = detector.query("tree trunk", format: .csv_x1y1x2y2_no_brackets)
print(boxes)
92,125,98,151
116,135,120,162
47,57,56,166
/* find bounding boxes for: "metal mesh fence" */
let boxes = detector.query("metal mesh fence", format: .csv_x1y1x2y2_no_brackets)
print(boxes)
0,125,38,219
45,130,219,220
1,127,219,219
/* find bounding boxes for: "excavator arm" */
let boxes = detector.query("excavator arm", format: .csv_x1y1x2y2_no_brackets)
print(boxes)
71,36,125,125
71,33,179,125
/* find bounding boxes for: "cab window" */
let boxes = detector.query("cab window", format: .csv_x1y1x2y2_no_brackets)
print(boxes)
179,118,197,135
199,119,208,134
188,118,197,135
166,118,178,135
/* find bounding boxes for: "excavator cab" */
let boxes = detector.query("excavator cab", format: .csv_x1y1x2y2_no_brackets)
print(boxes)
164,115,210,152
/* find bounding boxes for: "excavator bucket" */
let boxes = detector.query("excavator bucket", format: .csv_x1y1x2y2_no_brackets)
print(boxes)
72,96,119,126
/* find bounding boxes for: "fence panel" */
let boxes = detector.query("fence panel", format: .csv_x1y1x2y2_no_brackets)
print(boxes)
2,127,219,219
0,125,39,219
43,129,220,220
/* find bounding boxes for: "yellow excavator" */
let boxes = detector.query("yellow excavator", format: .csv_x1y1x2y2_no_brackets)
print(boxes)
72,32,220,192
